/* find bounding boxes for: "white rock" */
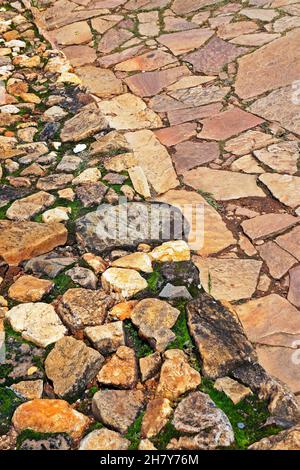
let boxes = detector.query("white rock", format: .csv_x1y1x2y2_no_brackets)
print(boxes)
73,144,87,154
72,168,101,185
6,303,67,347
42,207,71,224
5,40,26,48
1,104,19,114
102,268,148,299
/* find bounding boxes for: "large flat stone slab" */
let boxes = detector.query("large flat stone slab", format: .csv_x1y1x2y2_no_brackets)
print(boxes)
259,173,300,208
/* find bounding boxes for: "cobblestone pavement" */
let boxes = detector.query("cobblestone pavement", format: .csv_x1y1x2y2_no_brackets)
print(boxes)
0,0,300,451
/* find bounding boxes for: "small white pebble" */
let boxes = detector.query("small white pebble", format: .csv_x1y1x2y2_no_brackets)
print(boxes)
73,143,87,154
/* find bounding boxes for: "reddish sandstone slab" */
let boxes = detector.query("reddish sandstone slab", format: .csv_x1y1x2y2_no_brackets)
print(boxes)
115,50,177,72
167,102,222,125
241,213,299,240
199,107,263,140
154,123,197,146
62,45,97,67
184,36,247,74
172,0,219,14
258,241,297,279
124,66,189,97
98,45,144,68
158,29,214,56
288,265,300,308
235,29,300,99
172,141,219,174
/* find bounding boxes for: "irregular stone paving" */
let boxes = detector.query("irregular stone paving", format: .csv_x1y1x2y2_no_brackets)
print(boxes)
0,0,300,452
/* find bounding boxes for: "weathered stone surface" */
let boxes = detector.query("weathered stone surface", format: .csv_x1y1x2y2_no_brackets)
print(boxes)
6,303,67,348
187,294,256,379
156,349,201,401
102,268,148,299
172,141,219,174
125,130,178,194
18,433,72,451
63,45,97,67
169,391,234,450
194,257,262,301
235,294,300,348
158,29,213,55
112,252,153,273
159,283,192,300
172,0,217,14
160,260,200,286
85,321,125,355
65,266,98,289
218,20,258,39
235,29,300,99
8,275,53,302
45,336,103,399
249,85,300,135
10,380,44,401
249,425,300,450
141,398,172,438
225,130,278,156
60,105,107,142
79,428,130,450
139,352,162,382
76,66,123,98
97,94,161,131
92,389,145,433
199,107,263,140
155,189,235,255
6,191,55,221
241,213,298,240
0,186,31,208
276,226,300,261
288,265,300,308
139,439,157,450
131,298,180,351
0,220,67,265
12,399,90,440
184,36,247,74
76,202,187,254
58,288,114,332
167,103,222,125
54,21,92,46
115,50,177,72
259,174,300,209
258,242,297,279
150,240,190,263
154,123,197,147
214,377,252,404
42,207,71,224
167,85,230,108
75,182,108,208
124,66,189,97
97,346,137,389
230,32,280,46
36,174,73,191
184,168,265,200
24,252,77,278
72,168,101,186
231,155,264,174
254,141,299,175
90,130,130,156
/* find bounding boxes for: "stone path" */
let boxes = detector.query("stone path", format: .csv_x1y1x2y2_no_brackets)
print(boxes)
0,0,300,451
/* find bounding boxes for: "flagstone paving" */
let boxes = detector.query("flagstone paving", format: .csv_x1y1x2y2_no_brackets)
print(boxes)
1,0,300,452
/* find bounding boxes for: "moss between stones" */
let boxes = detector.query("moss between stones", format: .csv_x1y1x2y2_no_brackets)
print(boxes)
16,429,70,450
124,320,153,359
0,387,23,435
125,411,145,450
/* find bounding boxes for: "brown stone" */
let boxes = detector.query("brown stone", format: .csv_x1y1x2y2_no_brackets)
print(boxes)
156,349,201,401
172,0,219,14
288,265,300,308
184,168,265,200
236,294,300,349
58,288,114,332
12,399,90,440
79,428,130,450
6,191,55,221
193,256,262,301
276,226,300,261
230,33,280,46
54,21,93,46
63,45,97,67
8,275,53,302
218,21,258,40
124,66,189,97
249,425,300,450
98,45,144,68
98,28,133,54
60,104,107,142
254,141,299,175
141,398,172,438
97,346,138,389
0,220,67,265
235,29,300,99
172,141,219,174
199,107,263,140
167,103,222,126
115,50,177,72
241,213,298,240
10,380,43,401
158,29,213,56
154,123,197,146
258,241,297,279
184,36,247,74
139,352,162,382
76,66,123,98
214,377,252,404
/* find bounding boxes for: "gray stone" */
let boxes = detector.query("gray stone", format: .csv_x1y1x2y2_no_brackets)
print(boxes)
84,321,125,355
65,266,98,289
159,283,192,300
56,155,82,173
24,251,77,278
75,182,108,208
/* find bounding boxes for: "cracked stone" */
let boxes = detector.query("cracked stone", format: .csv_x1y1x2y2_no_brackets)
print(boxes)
84,321,125,355
97,346,138,389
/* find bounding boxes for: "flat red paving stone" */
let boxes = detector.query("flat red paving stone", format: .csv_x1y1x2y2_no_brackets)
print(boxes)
276,226,300,261
124,0,169,10
157,29,214,56
62,45,97,67
241,213,299,240
172,141,219,174
153,123,197,147
288,265,300,308
98,45,145,68
172,0,219,14
235,29,300,99
184,36,247,74
97,28,133,54
168,102,222,125
217,21,258,40
124,66,190,97
198,107,264,140
115,50,178,72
